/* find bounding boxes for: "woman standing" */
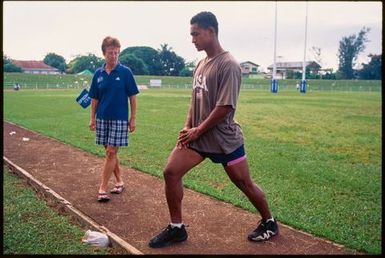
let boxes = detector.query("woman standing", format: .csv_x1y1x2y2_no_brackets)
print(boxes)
89,36,139,202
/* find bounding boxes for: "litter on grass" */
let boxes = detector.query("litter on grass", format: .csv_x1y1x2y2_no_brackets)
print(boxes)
82,230,110,247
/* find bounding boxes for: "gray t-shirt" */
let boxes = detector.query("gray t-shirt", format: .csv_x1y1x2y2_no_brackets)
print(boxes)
189,51,244,154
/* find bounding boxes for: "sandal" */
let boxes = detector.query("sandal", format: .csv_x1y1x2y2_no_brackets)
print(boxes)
97,192,110,202
110,185,125,194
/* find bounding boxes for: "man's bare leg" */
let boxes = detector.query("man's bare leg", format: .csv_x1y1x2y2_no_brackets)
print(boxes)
224,158,272,220
163,147,204,223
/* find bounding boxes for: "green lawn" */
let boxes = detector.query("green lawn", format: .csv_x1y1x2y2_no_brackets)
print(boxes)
3,166,110,255
3,88,382,254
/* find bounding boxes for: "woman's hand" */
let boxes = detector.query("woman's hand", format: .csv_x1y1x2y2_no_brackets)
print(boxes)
129,117,136,133
89,118,96,131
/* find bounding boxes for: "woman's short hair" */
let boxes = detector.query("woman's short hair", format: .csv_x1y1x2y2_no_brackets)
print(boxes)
190,11,219,36
101,36,121,54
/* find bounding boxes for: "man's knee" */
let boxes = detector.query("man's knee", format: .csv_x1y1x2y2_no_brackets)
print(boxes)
163,166,182,182
238,179,266,199
163,147,202,182
233,177,248,189
232,177,258,194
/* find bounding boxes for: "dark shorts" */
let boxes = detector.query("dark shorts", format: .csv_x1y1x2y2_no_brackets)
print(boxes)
190,144,247,167
96,119,128,147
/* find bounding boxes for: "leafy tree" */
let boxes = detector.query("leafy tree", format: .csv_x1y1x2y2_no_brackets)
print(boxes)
323,73,336,80
120,44,186,76
321,68,336,80
158,44,185,76
337,27,370,79
179,60,196,77
120,46,162,75
67,54,104,74
179,67,193,77
358,54,382,80
120,53,149,75
3,55,22,72
43,53,67,73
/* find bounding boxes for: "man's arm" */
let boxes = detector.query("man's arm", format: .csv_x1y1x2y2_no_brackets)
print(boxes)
129,95,137,132
89,98,98,131
178,105,233,147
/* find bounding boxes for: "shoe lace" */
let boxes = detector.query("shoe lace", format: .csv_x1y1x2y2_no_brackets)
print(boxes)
164,224,173,232
155,225,173,240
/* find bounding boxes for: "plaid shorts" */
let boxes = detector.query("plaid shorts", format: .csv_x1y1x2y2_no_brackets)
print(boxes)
96,119,128,147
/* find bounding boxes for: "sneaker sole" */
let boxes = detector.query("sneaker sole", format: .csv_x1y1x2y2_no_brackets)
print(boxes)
248,231,278,242
149,235,188,248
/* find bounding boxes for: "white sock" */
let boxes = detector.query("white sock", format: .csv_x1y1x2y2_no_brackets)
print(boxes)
170,223,183,228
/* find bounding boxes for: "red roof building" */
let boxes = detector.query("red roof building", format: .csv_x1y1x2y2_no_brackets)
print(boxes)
11,60,60,74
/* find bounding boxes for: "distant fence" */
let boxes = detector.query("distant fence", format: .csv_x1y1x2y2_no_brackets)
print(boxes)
2,81,194,90
240,81,382,92
3,81,89,90
2,73,381,92
3,81,381,92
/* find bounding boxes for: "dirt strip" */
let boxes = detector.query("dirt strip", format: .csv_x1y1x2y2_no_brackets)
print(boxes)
3,121,358,254
4,156,143,254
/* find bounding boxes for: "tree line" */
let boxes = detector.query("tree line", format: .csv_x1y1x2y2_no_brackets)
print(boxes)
4,43,195,77
3,30,382,80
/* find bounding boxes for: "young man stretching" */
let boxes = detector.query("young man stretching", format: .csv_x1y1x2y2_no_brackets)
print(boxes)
149,11,279,248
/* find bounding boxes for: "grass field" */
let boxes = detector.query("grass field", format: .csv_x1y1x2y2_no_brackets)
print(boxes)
3,166,109,254
3,87,382,254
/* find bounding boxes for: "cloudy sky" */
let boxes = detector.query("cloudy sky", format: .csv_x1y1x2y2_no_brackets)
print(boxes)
3,1,382,71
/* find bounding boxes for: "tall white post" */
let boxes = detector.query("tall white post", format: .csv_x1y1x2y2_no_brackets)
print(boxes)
300,2,309,93
302,2,308,81
273,1,278,80
271,1,278,93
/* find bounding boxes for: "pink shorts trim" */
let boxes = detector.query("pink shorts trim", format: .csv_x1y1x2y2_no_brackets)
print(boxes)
226,155,247,166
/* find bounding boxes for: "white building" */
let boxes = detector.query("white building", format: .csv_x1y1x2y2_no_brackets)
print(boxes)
267,61,321,79
240,61,260,77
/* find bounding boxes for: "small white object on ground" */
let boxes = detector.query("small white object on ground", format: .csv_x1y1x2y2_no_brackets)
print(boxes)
22,137,30,141
9,131,16,135
82,230,110,247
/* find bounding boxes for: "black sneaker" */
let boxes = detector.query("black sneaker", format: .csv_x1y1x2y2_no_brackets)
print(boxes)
248,218,279,242
149,224,188,248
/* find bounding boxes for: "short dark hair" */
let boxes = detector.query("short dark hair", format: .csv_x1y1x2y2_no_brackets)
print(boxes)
190,11,219,36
